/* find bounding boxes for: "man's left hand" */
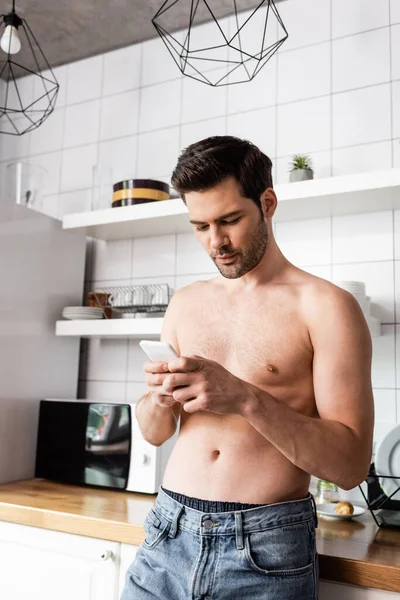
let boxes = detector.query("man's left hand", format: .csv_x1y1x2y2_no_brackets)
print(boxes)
162,355,249,415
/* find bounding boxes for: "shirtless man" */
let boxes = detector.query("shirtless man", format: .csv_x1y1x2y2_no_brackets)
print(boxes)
121,136,374,600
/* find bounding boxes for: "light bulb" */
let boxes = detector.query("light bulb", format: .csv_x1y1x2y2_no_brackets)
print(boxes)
1,25,21,55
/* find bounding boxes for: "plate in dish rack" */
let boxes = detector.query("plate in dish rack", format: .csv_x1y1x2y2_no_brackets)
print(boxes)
375,424,400,499
316,503,365,520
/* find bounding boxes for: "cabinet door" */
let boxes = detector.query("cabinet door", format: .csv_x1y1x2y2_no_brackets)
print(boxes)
320,581,399,599
0,522,119,600
118,543,138,598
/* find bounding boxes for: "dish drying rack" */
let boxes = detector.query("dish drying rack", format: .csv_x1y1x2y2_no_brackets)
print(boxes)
92,283,174,318
358,462,400,528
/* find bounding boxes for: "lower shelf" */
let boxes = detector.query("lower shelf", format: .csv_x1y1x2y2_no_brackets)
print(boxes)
55,318,163,339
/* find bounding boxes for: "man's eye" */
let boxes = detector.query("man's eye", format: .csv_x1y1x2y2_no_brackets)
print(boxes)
224,218,241,225
195,225,208,232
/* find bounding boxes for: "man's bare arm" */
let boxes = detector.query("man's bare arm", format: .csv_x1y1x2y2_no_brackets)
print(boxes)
241,285,374,490
135,290,183,446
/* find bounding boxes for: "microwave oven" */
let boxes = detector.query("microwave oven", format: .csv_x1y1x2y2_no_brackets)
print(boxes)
35,399,177,494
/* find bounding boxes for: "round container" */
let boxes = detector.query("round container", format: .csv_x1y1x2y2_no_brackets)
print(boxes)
111,179,170,207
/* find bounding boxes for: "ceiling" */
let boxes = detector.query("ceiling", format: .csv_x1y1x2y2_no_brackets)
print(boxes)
0,0,285,79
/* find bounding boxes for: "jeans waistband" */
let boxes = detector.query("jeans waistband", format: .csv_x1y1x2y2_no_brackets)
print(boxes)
155,486,318,541
161,486,267,513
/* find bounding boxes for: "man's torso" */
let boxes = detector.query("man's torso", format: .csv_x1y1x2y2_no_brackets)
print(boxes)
162,268,321,503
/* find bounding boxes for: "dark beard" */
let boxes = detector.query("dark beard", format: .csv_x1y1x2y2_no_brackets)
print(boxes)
212,216,269,279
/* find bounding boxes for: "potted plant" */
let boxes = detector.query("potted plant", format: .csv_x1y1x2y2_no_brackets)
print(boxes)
289,154,314,182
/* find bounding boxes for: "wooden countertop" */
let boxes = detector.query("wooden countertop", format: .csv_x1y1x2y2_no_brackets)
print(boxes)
0,479,399,592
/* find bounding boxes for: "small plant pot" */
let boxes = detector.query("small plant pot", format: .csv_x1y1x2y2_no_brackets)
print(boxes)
289,168,314,183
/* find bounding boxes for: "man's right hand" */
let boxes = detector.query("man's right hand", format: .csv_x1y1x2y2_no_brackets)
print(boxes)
144,360,176,408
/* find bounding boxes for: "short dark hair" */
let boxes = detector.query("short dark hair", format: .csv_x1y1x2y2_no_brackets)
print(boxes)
171,136,273,210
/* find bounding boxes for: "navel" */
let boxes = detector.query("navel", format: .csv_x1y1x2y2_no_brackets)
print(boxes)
211,449,221,460
266,363,278,373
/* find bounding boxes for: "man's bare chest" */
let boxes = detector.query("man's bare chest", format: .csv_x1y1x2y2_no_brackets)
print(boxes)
177,303,313,398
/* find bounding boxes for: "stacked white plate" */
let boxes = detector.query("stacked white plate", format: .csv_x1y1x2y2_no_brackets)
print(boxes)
62,306,104,320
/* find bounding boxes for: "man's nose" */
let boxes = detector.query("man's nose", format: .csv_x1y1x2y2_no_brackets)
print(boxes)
209,228,229,250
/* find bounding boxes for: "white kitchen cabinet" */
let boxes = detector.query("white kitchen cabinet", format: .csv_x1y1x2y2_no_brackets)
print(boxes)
118,543,138,597
0,521,120,600
320,581,399,599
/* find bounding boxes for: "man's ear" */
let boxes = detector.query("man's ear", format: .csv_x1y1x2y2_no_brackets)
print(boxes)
260,188,277,219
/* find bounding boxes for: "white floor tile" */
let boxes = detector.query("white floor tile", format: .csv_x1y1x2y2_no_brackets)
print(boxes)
332,211,393,264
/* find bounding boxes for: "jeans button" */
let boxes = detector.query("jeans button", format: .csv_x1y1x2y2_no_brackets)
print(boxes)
203,519,213,529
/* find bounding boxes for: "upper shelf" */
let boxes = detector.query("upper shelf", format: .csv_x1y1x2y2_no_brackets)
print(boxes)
62,169,400,241
56,318,163,339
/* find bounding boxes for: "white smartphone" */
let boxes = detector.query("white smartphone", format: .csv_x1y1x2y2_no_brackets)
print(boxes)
139,340,179,362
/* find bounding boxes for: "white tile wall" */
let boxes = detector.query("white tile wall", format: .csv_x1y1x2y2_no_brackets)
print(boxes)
2,0,400,480
66,55,103,105
391,0,400,24
332,29,391,93
332,0,390,38
332,84,392,148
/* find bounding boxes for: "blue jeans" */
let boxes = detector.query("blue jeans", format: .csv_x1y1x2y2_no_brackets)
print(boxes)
121,486,319,600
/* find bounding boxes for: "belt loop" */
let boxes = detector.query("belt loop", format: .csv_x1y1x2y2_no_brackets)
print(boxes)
310,493,318,528
168,503,184,539
235,512,244,550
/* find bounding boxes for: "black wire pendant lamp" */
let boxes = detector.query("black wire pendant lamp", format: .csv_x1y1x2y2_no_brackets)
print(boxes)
152,0,288,86
0,0,59,135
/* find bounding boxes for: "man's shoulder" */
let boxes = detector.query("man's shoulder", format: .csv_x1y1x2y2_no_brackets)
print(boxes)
171,276,221,304
296,269,364,327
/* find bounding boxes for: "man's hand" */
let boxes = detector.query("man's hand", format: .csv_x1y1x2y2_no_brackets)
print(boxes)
144,361,177,408
163,355,248,414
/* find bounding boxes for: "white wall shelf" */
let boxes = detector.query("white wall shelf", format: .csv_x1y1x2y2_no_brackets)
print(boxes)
56,318,163,339
62,169,400,241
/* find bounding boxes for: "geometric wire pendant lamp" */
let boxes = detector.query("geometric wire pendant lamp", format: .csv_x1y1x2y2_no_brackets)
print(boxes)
0,0,59,135
152,0,288,86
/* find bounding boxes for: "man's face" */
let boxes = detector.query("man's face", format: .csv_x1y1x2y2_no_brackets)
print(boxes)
185,177,269,279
